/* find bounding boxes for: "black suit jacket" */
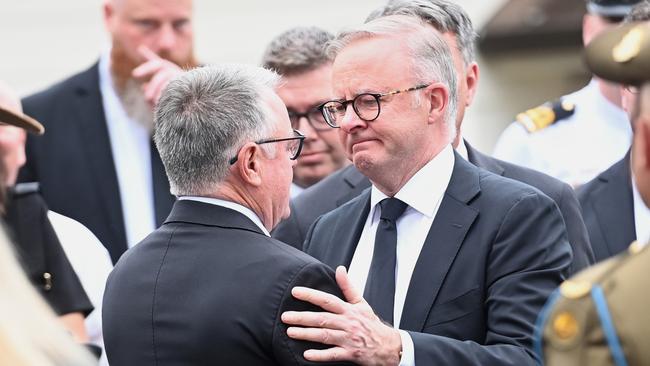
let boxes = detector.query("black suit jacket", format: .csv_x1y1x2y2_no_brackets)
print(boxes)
304,153,572,365
103,199,350,366
19,63,175,263
274,141,593,273
577,154,635,262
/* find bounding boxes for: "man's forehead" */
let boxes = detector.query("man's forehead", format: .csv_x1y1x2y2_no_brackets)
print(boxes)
113,0,192,16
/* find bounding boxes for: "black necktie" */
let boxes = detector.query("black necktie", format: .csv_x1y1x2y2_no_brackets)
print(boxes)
364,197,408,325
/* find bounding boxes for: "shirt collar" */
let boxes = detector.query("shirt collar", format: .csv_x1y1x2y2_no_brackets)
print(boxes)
370,144,455,219
178,196,271,236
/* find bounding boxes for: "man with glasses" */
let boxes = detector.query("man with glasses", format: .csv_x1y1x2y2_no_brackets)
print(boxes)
102,65,347,365
280,15,571,365
262,27,348,199
494,0,643,187
275,0,593,277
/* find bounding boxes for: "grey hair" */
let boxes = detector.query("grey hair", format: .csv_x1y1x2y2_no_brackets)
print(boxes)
261,26,334,76
328,15,458,139
366,0,478,66
624,1,650,22
154,65,280,196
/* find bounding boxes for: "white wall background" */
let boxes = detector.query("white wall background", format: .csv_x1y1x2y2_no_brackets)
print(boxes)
2,0,587,152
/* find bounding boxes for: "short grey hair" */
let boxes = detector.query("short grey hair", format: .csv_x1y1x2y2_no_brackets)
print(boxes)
328,15,458,138
154,65,280,196
262,27,334,76
624,1,650,22
366,0,478,66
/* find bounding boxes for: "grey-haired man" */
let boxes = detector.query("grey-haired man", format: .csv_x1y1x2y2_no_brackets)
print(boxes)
103,65,348,365
275,0,594,275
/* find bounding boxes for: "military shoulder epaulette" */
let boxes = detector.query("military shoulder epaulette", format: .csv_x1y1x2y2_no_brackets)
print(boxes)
10,182,40,196
515,99,575,133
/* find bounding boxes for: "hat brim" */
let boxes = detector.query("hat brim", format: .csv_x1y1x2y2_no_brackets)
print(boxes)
0,106,44,134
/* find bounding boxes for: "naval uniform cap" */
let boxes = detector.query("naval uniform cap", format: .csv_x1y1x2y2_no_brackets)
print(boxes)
587,0,645,18
585,22,650,86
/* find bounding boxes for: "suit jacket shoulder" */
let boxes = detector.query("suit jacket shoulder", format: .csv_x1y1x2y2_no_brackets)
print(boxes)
468,144,594,273
23,63,100,119
104,200,349,365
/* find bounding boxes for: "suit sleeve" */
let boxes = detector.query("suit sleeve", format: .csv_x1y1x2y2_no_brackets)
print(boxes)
556,182,595,273
271,261,353,366
409,192,572,365
271,201,305,250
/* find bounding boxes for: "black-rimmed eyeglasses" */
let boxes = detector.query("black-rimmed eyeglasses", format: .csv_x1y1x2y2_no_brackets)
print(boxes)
229,129,306,165
318,84,430,128
288,107,331,131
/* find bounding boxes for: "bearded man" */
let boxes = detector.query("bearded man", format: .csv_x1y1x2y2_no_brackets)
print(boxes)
20,0,199,263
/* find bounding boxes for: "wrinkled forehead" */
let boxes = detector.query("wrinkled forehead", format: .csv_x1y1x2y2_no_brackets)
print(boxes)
331,35,415,95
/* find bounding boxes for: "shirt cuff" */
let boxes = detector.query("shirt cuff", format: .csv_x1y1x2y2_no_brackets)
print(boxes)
398,329,415,366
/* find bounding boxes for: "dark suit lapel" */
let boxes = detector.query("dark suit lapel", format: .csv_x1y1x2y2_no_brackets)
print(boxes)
322,190,371,268
150,140,175,227
336,165,371,207
465,140,505,176
74,63,127,256
592,155,635,256
400,153,480,331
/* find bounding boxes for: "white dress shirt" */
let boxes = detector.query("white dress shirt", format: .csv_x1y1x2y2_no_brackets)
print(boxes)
48,211,113,366
494,80,632,187
98,52,157,248
632,176,650,246
178,196,270,236
348,144,455,366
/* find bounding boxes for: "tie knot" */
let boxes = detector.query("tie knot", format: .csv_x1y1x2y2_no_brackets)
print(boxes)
379,198,408,222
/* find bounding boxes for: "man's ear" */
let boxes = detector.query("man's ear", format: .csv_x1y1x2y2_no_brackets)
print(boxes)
426,83,449,124
234,144,264,187
465,62,479,106
103,1,114,31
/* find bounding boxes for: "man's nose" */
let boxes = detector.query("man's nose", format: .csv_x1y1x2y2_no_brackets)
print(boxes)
338,104,365,133
156,24,178,52
298,116,318,141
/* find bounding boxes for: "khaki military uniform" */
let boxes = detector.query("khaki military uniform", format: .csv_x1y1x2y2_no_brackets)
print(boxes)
539,242,650,365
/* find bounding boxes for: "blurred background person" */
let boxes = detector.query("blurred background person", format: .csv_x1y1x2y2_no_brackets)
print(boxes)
0,82,92,344
577,1,650,262
18,0,199,264
0,80,113,362
493,0,643,187
262,26,348,198
0,83,99,365
539,19,650,365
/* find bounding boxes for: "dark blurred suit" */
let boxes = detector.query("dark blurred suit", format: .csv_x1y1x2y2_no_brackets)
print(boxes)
303,153,572,365
577,153,636,262
19,63,175,264
103,199,349,366
274,141,593,273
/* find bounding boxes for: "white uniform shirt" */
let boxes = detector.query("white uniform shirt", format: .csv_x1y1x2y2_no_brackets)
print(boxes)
98,52,157,248
348,144,455,366
493,80,632,187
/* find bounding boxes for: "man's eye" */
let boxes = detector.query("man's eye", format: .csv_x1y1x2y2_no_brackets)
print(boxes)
134,19,158,30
